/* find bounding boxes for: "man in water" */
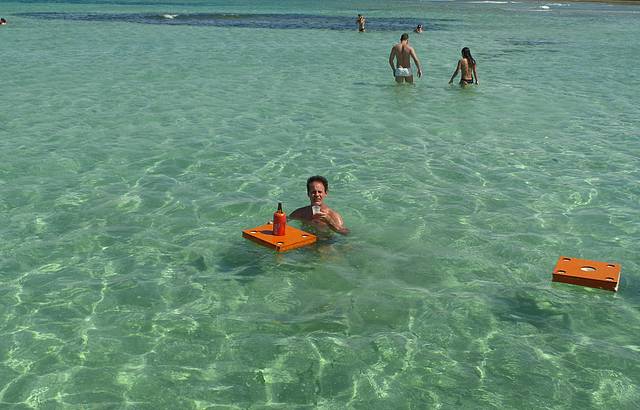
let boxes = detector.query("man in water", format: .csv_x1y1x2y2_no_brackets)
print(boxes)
289,175,349,235
389,33,423,84
0,18,7,25
414,24,424,33
356,14,366,32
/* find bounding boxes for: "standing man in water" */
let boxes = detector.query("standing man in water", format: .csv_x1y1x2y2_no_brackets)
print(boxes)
289,175,349,235
389,33,423,84
356,14,366,32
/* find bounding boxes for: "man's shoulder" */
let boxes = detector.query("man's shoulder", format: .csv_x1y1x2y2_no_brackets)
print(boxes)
327,207,342,218
290,205,310,219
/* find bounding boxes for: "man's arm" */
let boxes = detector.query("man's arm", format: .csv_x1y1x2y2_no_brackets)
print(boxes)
410,48,423,78
449,60,461,84
389,47,397,75
327,210,350,235
313,209,349,235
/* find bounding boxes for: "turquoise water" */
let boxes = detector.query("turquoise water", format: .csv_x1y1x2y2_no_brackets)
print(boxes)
1,0,639,407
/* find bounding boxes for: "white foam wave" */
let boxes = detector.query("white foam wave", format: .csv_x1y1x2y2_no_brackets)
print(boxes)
162,14,178,19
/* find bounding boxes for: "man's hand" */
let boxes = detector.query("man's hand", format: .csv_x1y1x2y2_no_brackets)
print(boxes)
312,211,330,223
312,211,339,230
417,68,423,78
312,211,349,235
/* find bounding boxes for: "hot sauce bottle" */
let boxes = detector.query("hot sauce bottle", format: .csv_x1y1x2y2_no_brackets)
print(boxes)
272,202,286,236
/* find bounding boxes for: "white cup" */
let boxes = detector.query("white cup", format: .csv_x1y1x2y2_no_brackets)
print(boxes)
312,205,321,215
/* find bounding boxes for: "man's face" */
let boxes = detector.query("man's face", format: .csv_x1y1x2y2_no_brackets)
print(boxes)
307,181,327,206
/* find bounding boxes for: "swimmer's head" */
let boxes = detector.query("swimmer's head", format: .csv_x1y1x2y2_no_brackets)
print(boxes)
307,175,328,194
461,47,475,65
307,176,329,206
401,33,409,41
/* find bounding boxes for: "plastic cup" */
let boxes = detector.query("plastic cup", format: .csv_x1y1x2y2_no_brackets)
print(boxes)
312,205,321,215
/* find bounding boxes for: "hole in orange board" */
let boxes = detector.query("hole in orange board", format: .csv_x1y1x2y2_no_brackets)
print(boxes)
580,266,596,272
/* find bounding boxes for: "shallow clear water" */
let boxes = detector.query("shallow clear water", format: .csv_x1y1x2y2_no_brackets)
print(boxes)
1,0,639,408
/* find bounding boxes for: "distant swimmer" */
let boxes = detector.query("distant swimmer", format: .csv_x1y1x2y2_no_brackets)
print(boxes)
414,24,424,33
449,47,479,86
0,18,7,25
289,175,349,235
356,14,366,32
389,33,423,84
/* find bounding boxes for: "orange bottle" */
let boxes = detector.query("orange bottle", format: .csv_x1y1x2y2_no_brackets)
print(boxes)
272,202,286,236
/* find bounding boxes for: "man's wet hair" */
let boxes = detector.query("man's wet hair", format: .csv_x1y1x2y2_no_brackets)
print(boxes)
307,175,329,193
401,33,409,41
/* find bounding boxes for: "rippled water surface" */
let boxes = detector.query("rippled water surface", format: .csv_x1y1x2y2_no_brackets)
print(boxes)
1,0,639,408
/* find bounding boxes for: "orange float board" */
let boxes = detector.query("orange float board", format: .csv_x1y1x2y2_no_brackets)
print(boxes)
242,223,316,252
552,256,621,292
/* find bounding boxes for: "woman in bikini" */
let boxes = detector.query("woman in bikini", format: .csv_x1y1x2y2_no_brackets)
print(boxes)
449,47,478,86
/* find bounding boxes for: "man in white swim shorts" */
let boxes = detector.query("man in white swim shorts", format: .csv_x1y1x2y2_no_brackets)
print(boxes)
389,33,423,84
395,66,412,77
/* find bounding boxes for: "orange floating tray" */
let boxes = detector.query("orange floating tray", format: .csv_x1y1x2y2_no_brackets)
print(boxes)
552,256,621,292
242,222,316,252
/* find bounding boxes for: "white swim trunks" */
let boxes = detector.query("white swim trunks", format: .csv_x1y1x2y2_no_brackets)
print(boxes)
395,67,412,77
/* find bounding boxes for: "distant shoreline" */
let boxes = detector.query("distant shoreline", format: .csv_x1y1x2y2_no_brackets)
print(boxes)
551,0,640,4
517,0,640,4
